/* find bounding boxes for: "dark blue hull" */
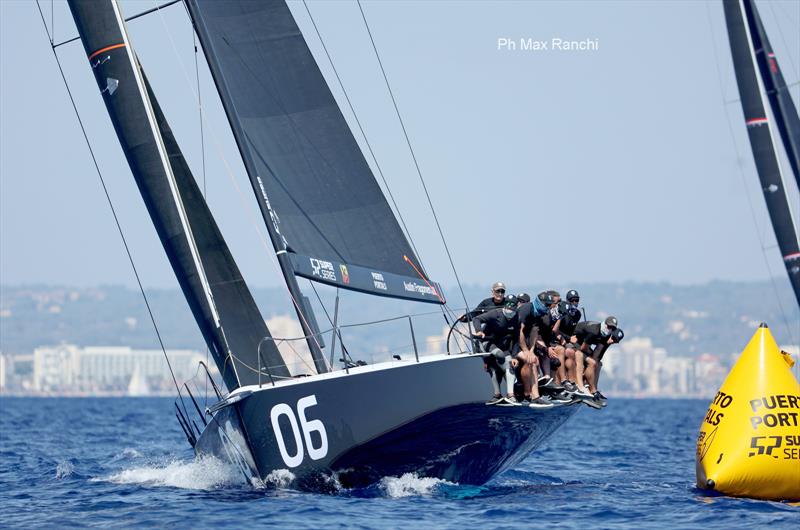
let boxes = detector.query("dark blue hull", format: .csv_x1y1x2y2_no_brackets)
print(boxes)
195,354,579,487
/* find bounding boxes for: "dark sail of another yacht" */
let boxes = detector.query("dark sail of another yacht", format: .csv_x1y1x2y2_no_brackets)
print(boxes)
723,0,800,307
185,0,445,305
743,0,800,189
67,0,290,391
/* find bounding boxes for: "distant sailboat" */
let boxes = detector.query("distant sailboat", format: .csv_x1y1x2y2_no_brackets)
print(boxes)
127,364,150,397
723,0,800,308
61,0,579,487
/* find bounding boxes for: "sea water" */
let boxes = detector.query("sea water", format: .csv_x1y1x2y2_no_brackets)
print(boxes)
0,398,796,528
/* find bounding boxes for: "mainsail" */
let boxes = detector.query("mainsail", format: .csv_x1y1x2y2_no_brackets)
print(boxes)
723,0,800,307
68,0,290,391
184,0,445,307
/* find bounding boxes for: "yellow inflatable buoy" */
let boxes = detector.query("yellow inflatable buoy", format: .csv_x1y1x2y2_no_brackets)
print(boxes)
696,323,800,501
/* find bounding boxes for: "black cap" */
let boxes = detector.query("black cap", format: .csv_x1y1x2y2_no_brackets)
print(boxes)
517,293,531,303
605,316,618,328
557,300,569,315
611,328,625,343
504,294,518,308
566,289,580,302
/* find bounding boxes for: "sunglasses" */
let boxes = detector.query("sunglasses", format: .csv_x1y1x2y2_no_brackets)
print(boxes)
494,289,506,294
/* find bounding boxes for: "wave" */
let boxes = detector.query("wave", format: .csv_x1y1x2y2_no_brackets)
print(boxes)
378,473,453,498
98,456,245,490
115,447,143,460
55,460,75,479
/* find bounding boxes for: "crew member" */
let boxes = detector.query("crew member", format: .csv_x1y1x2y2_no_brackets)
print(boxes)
473,294,520,404
460,281,507,323
586,326,624,407
509,294,552,408
557,290,583,393
518,291,560,391
570,316,619,406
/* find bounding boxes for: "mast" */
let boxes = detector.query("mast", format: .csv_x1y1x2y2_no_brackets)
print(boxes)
67,0,290,390
742,0,800,189
723,0,800,308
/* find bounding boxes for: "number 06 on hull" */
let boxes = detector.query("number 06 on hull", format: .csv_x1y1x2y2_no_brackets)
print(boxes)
195,354,579,488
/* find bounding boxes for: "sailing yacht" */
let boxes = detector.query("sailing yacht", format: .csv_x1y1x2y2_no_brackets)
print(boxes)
63,0,579,487
723,0,800,308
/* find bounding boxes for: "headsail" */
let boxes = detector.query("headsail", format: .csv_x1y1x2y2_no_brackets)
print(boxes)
723,0,800,307
67,0,290,391
185,0,445,306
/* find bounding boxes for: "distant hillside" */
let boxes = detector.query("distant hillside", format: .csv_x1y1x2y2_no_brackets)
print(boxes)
1,282,797,360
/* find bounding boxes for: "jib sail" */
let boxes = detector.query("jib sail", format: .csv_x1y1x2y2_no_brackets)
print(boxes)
68,0,290,391
185,0,445,306
723,0,800,307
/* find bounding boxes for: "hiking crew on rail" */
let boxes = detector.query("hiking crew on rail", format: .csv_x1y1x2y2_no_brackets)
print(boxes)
470,282,624,409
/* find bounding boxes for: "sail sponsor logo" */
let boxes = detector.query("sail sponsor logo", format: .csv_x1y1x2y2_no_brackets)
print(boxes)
371,272,387,290
403,281,437,297
256,176,282,234
310,258,336,282
339,265,350,284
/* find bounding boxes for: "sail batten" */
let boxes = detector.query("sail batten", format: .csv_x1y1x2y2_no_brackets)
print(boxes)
723,0,800,307
185,0,444,306
68,0,290,391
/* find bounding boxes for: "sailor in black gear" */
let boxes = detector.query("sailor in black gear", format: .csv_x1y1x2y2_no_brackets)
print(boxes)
539,296,567,387
587,325,624,407
460,281,506,322
519,292,560,387
558,291,583,392
473,294,520,403
569,316,620,406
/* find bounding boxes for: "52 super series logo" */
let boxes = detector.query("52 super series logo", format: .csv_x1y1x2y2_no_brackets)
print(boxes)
309,258,336,282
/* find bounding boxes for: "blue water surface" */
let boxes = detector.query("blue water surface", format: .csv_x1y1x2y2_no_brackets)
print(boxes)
0,397,796,528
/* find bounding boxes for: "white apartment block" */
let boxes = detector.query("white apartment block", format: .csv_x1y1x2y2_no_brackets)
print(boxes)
33,344,204,393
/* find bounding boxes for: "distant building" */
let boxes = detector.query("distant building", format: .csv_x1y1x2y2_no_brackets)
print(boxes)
266,315,316,376
32,345,204,394
0,354,6,391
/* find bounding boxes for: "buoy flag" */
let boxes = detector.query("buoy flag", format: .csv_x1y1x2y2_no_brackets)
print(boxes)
696,323,800,501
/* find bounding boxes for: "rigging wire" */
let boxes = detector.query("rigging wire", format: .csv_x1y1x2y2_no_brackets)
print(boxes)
191,27,212,403
308,280,352,363
33,1,187,400
51,0,182,48
705,2,797,344
355,1,470,315
300,0,426,274
300,1,467,353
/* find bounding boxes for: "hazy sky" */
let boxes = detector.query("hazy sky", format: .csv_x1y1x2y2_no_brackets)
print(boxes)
1,0,799,293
